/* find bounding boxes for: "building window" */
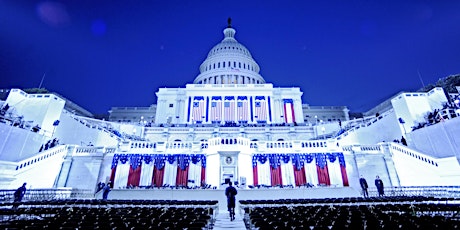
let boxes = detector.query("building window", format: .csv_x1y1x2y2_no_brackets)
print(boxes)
169,104,173,108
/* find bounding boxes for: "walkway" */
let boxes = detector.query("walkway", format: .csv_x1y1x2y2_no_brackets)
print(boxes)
213,210,246,230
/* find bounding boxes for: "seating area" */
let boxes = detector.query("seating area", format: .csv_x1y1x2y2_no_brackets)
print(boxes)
240,196,460,229
0,199,218,230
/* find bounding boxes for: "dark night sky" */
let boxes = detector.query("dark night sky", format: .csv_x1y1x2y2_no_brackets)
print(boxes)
1,1,460,114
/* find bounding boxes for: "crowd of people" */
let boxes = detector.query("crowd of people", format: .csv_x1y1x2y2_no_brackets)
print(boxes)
412,102,459,131
38,138,60,152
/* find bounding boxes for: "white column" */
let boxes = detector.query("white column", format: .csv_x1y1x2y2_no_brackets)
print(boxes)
206,154,220,187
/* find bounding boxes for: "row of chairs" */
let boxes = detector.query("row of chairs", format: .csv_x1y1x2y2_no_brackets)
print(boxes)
0,199,218,230
239,196,459,205
0,198,218,208
241,196,460,229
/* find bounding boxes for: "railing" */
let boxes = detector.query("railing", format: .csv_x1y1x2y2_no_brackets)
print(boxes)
367,186,460,198
0,188,93,201
65,111,123,142
387,142,440,167
336,109,394,141
15,145,67,172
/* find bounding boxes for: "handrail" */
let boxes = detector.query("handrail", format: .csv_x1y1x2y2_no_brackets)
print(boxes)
0,188,93,201
336,109,394,141
387,142,440,167
15,145,67,172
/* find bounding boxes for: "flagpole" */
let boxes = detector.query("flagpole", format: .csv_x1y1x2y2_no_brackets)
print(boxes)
417,69,425,88
38,73,46,89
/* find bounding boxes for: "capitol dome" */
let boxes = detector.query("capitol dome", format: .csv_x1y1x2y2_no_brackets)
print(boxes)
193,19,265,85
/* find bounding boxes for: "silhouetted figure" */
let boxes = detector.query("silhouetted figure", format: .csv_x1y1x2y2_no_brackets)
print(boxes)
44,140,50,150
401,136,407,146
32,125,40,133
359,175,369,198
96,182,105,194
102,182,111,200
0,103,9,116
13,183,27,209
225,182,238,221
375,176,384,197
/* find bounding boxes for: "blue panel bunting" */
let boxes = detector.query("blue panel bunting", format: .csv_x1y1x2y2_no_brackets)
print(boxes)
327,153,337,163
255,96,265,100
283,98,294,104
154,155,166,169
305,153,314,163
282,154,290,164
119,154,129,164
268,96,272,122
143,155,153,164
201,155,206,168
130,154,142,170
111,153,209,170
237,96,248,100
111,154,120,169
194,96,205,100
177,154,190,170
337,152,346,167
268,154,281,168
224,96,235,100
167,155,176,164
191,154,201,164
292,154,305,170
316,153,327,169
212,96,222,100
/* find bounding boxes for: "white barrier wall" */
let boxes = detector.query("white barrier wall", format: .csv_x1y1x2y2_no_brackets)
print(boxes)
0,123,47,161
5,89,65,137
54,112,119,147
338,111,401,145
408,117,460,161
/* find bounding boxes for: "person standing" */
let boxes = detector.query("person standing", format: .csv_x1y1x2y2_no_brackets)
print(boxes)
225,182,238,221
13,183,27,209
375,176,384,197
359,175,369,198
401,136,407,146
102,182,111,200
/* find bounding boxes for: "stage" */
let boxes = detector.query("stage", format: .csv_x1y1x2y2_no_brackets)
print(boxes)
97,186,361,211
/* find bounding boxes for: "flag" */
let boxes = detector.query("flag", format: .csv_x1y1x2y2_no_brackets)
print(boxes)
237,96,248,121
231,67,240,72
254,97,267,122
210,96,222,122
192,97,205,122
224,96,235,122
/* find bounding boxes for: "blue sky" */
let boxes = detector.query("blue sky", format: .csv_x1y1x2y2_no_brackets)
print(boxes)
1,0,460,114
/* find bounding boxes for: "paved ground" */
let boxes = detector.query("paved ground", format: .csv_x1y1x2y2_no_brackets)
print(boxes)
213,210,246,230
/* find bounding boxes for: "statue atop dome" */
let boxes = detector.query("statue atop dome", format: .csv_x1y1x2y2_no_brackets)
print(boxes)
227,17,232,28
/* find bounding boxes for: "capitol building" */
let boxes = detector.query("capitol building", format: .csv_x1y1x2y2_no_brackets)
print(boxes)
1,21,459,198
